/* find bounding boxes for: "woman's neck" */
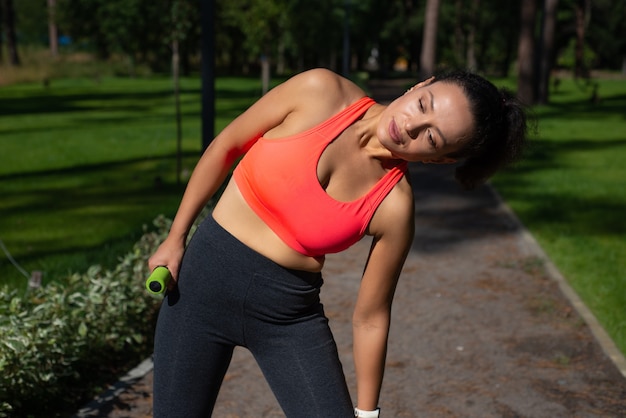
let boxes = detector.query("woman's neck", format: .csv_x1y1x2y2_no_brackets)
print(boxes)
354,104,396,162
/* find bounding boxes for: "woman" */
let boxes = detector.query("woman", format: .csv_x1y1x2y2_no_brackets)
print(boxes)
148,68,528,417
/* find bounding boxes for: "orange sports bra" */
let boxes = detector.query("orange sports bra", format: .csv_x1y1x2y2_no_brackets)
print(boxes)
233,96,408,257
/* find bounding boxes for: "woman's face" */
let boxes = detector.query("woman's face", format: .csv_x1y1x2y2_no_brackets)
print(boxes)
377,81,474,163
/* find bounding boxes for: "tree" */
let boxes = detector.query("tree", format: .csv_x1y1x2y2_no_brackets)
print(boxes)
465,0,480,71
8,0,622,82
584,0,626,72
169,0,195,182
284,0,344,72
537,0,559,104
420,0,441,78
573,0,590,78
1,0,20,66
58,0,199,73
517,0,538,104
201,0,216,151
220,0,290,91
0,6,3,64
59,0,110,59
441,0,519,76
48,0,58,57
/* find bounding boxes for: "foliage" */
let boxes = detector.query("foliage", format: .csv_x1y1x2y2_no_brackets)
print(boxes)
9,0,48,45
56,0,200,73
557,38,597,70
555,0,626,70
10,0,626,78
221,0,290,58
283,0,344,70
0,215,170,417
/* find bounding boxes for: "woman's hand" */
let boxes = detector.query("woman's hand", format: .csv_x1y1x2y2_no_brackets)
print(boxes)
148,236,186,289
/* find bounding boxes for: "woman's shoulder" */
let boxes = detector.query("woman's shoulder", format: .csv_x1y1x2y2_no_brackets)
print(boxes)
368,175,414,237
286,68,367,108
295,68,352,90
260,69,368,135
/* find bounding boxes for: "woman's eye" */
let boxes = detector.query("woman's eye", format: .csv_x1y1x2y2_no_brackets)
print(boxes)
419,99,425,112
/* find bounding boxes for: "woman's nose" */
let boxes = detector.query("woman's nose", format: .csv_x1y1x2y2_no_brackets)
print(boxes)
404,118,426,139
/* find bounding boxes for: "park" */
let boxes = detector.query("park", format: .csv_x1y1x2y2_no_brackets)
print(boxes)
1,0,626,416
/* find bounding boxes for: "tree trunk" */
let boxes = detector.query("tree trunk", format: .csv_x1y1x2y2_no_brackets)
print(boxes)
537,0,559,104
342,0,351,77
0,18,3,64
261,53,270,95
453,0,464,65
1,0,20,66
574,0,590,79
172,38,182,186
0,2,3,65
48,0,58,57
201,0,215,151
420,0,441,79
500,4,518,77
516,0,537,105
466,0,480,71
277,40,286,76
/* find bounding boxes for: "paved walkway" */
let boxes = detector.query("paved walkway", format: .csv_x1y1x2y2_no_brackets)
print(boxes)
75,80,626,418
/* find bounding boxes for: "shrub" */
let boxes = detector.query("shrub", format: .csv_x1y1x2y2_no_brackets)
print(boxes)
0,215,172,417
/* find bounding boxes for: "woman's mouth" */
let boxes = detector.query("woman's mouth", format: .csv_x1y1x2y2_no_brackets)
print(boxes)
389,119,403,145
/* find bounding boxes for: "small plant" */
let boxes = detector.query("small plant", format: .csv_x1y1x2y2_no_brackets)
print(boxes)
0,215,172,417
553,353,572,367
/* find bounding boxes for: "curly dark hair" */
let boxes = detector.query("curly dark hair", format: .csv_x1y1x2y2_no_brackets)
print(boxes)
433,70,530,189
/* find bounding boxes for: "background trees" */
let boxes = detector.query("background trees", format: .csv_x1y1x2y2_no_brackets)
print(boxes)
5,0,626,104
1,0,21,65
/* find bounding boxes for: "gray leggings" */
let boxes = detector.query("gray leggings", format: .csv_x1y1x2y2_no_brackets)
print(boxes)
153,216,354,417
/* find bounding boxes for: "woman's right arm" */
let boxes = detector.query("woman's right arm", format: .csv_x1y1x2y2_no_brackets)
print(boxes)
148,68,362,281
147,74,304,281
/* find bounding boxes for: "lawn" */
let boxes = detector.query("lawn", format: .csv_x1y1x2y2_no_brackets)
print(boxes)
0,75,263,290
492,75,626,355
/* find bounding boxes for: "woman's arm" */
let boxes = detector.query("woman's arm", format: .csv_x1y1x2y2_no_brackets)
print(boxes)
148,68,365,281
353,181,415,411
148,72,311,280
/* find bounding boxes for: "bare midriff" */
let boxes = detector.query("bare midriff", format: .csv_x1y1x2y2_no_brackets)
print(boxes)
212,177,326,273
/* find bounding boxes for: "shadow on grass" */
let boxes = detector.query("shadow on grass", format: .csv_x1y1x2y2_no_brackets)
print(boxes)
537,93,626,120
0,83,262,118
0,89,187,117
0,151,199,181
0,153,199,288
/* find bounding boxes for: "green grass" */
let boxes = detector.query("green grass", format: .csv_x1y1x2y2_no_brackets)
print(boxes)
0,75,263,290
492,75,626,355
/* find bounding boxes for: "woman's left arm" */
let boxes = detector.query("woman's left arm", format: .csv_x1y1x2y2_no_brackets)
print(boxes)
353,181,415,411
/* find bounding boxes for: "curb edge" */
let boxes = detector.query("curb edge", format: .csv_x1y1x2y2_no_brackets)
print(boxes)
72,357,154,417
491,187,626,379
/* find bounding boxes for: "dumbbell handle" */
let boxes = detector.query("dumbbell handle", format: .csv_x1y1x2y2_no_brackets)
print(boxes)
145,266,171,295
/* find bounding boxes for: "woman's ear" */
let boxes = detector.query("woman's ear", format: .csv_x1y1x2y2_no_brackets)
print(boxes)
405,76,435,94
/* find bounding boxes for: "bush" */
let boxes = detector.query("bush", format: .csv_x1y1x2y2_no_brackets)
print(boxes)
0,215,172,417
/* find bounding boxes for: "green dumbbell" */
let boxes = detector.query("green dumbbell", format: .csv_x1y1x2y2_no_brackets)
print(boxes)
145,266,171,295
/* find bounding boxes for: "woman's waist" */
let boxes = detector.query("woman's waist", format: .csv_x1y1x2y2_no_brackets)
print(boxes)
212,180,325,273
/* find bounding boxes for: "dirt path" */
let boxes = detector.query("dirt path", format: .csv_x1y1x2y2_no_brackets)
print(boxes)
75,79,626,418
